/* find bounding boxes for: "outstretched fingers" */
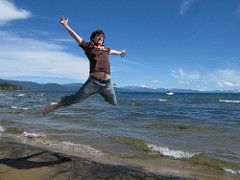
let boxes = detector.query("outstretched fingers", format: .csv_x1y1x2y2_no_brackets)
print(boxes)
59,16,68,25
121,49,127,58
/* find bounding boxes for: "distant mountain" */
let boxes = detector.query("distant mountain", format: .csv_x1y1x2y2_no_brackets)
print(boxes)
115,85,240,94
0,78,240,93
0,79,82,91
61,83,86,92
116,85,166,92
115,85,195,93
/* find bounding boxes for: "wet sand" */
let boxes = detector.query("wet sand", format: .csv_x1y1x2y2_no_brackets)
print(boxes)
0,137,194,180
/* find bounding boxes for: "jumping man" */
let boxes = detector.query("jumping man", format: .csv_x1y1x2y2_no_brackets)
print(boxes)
42,16,126,116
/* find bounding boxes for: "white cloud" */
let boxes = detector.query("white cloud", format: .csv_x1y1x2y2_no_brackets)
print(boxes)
178,0,194,16
0,0,31,25
171,68,186,79
217,69,235,79
178,81,185,84
171,68,199,80
0,31,63,51
171,68,240,88
51,38,75,43
212,69,240,87
0,31,89,82
217,81,234,87
153,80,159,83
179,80,192,85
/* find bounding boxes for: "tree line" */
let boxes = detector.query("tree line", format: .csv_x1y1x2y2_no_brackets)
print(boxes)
0,82,22,91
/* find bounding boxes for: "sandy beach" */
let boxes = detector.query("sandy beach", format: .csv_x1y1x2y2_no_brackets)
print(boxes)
0,137,195,180
0,136,239,180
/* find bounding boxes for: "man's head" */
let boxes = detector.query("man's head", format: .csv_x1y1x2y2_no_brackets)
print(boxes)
90,30,105,45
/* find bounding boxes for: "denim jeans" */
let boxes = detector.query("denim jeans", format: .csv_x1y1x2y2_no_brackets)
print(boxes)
61,76,117,106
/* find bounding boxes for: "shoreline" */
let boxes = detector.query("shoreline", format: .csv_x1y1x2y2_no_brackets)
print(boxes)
0,136,193,180
0,136,239,180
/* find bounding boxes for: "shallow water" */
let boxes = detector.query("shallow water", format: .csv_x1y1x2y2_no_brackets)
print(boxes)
0,91,240,176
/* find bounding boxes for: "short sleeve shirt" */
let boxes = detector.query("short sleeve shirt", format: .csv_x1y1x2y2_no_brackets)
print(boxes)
80,40,111,75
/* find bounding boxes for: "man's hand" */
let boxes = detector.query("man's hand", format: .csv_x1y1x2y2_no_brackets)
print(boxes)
120,49,127,58
59,16,68,26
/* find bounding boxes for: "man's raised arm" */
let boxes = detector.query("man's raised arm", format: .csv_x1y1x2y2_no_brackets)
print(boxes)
59,16,83,45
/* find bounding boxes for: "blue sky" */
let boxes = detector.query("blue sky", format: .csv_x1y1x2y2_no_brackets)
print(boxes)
0,0,239,90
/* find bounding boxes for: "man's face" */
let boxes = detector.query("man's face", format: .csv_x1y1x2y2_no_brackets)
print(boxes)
93,34,104,45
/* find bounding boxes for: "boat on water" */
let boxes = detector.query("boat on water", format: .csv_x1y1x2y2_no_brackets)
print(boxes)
166,91,174,95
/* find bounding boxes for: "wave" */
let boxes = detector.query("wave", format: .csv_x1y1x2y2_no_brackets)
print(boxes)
158,99,167,102
219,99,240,103
4,127,24,134
11,106,30,110
18,131,103,157
62,142,103,156
50,102,58,105
146,143,199,159
18,94,26,97
145,123,225,132
0,125,4,132
131,102,145,107
223,168,240,175
21,131,46,138
114,136,199,159
146,143,240,175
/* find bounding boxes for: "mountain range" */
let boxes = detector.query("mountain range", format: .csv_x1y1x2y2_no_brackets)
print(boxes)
0,78,240,93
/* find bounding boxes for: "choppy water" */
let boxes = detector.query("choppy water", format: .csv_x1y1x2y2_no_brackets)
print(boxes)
0,91,240,176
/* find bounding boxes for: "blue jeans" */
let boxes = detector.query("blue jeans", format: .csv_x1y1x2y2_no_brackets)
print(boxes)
61,76,117,106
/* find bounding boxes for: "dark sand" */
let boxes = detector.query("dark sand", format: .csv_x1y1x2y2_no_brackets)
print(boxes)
0,138,195,180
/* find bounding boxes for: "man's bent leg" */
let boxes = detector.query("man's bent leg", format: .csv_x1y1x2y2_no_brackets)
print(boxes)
42,77,99,116
42,101,62,116
99,83,117,105
61,77,99,106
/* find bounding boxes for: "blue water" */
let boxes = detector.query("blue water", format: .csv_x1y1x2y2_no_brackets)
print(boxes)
0,91,240,175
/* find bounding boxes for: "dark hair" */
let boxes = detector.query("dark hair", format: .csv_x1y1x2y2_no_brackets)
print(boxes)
90,30,105,43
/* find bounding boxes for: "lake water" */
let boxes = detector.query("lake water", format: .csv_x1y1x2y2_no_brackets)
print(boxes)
0,91,239,177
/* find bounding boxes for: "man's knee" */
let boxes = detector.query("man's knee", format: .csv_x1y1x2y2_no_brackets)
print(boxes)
110,100,117,105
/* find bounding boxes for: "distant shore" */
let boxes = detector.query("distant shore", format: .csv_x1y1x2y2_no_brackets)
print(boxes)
1,78,240,93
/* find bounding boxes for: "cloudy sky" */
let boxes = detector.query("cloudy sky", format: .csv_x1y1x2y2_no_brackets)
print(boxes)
0,0,239,90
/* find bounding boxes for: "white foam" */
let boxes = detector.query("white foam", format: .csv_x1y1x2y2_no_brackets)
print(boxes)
50,102,58,105
11,106,30,110
18,94,26,97
20,131,103,157
21,131,46,138
146,143,199,159
158,99,167,102
223,168,240,175
219,99,240,103
0,125,4,132
62,141,103,156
